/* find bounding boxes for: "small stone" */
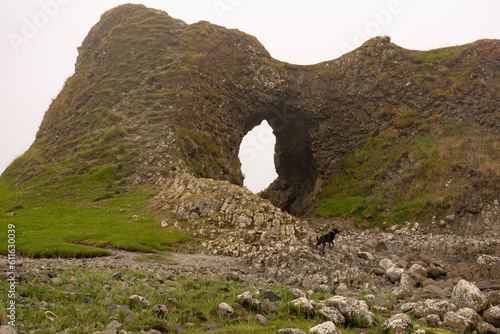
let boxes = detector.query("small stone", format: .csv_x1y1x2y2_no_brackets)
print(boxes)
227,272,240,282
318,306,345,325
125,310,138,323
289,297,317,313
335,283,349,296
379,258,395,271
477,321,499,334
427,265,447,279
50,277,63,286
152,304,168,317
442,311,475,333
408,264,428,277
451,279,489,313
260,299,277,313
256,314,268,326
425,314,440,327
105,319,123,331
172,323,187,333
375,240,388,252
291,288,305,298
277,329,307,334
386,267,405,283
483,305,500,327
112,272,123,281
129,295,150,309
217,302,234,318
309,321,341,334
0,325,16,334
456,307,483,324
206,324,224,331
81,297,92,304
382,314,413,333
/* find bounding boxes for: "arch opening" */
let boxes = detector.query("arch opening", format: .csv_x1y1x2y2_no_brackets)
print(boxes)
238,120,278,193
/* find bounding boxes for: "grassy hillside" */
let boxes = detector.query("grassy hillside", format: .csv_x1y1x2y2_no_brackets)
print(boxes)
0,166,189,257
317,115,500,226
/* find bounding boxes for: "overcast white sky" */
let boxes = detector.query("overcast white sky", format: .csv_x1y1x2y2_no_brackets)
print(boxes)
1,0,499,193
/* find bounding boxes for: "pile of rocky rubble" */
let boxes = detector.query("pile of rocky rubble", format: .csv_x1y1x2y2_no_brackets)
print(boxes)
154,173,311,257
150,172,500,333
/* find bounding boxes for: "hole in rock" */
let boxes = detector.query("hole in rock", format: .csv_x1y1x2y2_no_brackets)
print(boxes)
238,120,278,193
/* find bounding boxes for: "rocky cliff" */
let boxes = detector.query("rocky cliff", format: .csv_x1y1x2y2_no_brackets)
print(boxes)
3,4,500,227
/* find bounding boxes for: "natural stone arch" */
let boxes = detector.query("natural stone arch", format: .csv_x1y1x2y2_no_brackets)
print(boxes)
240,103,318,213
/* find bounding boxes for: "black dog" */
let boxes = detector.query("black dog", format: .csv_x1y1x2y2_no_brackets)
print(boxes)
316,229,340,255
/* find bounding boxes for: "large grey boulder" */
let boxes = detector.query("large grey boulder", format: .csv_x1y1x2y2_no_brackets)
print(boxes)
318,306,345,325
277,329,307,334
442,311,475,333
451,279,489,313
217,302,235,318
326,296,374,327
309,321,341,334
386,267,405,283
0,325,16,334
413,299,456,319
483,305,500,327
382,314,413,333
289,297,317,313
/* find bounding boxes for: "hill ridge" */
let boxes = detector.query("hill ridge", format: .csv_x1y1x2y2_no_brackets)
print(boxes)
2,3,500,229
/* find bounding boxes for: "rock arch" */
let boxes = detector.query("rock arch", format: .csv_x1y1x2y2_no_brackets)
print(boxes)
240,103,318,213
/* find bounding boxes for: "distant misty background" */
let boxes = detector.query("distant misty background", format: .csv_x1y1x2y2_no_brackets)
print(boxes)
1,0,499,192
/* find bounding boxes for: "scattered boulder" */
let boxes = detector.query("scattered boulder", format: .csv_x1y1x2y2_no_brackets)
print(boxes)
382,314,413,333
152,304,168,317
260,298,277,313
413,299,456,318
318,306,345,325
289,297,317,313
487,291,500,306
50,277,63,286
379,258,395,272
326,296,374,327
477,321,499,334
375,241,388,252
206,324,224,331
0,326,16,334
386,267,405,283
105,320,123,331
483,306,500,327
277,329,306,334
408,264,428,278
217,302,235,318
309,321,341,334
442,311,475,333
426,265,447,279
456,307,483,324
425,314,440,327
129,295,150,309
393,285,414,299
451,280,489,313
255,314,268,326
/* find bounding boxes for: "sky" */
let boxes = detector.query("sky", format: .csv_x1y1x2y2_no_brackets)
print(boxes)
1,0,499,193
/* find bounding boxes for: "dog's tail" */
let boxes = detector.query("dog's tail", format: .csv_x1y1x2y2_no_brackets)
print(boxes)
316,236,319,243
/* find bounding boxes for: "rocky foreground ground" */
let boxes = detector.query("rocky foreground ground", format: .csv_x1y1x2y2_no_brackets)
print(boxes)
1,215,499,334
